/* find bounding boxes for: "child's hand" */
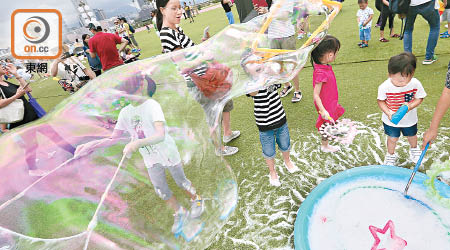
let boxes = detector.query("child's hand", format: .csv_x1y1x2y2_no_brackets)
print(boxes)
320,110,334,123
386,109,395,120
123,140,142,158
74,141,99,158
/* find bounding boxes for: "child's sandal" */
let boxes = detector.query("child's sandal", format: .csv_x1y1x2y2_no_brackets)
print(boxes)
379,38,389,42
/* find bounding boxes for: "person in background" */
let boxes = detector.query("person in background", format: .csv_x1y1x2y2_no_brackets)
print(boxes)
184,2,195,23
120,17,141,52
82,34,102,77
377,0,399,42
221,0,235,24
440,0,450,38
87,23,128,71
51,44,96,93
403,0,440,64
1,63,75,176
258,0,303,103
356,0,374,48
156,0,240,156
190,1,199,16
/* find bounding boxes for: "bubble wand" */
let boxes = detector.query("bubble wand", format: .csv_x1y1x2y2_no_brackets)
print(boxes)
404,143,429,196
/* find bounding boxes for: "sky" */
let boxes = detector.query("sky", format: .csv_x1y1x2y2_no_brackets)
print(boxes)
1,0,141,48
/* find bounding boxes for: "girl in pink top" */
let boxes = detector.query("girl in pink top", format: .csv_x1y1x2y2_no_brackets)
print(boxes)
311,35,345,152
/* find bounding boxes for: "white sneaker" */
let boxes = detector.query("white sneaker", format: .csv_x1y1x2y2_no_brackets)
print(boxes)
384,153,398,166
215,146,238,156
269,175,281,187
223,130,241,143
320,145,340,153
284,162,299,173
409,147,422,164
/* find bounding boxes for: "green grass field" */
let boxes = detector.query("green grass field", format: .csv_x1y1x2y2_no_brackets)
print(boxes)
11,2,450,249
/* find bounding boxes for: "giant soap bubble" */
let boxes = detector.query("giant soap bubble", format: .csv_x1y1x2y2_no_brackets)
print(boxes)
0,0,341,248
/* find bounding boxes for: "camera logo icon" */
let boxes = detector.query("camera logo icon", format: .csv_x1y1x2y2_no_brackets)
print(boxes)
12,9,62,59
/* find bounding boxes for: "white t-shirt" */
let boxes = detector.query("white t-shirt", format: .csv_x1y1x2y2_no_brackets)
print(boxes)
268,0,295,39
410,0,431,6
377,78,427,127
356,7,374,28
115,99,181,167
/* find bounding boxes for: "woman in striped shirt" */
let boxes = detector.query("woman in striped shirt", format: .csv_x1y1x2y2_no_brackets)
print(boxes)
156,0,240,156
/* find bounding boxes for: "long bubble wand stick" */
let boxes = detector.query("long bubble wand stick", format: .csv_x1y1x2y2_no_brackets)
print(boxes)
404,143,429,196
83,153,127,250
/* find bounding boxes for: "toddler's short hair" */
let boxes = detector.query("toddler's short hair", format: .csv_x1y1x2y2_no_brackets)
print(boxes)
358,0,368,3
388,52,417,77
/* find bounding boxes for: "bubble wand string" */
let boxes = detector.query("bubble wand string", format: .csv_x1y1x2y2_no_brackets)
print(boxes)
83,153,127,250
404,143,429,196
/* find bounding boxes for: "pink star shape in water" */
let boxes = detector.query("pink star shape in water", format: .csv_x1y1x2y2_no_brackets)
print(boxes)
369,220,407,250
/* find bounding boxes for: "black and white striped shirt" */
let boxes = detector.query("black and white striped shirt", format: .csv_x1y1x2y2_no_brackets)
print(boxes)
160,27,207,87
160,27,195,53
248,84,287,131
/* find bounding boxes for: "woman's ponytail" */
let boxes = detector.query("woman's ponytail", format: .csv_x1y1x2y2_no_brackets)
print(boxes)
157,10,163,31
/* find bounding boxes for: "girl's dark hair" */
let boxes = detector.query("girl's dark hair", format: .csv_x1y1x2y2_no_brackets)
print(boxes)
156,0,170,31
388,52,416,76
310,35,341,66
82,34,89,48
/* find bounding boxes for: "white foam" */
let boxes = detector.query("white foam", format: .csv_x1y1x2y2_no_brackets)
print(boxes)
308,179,450,250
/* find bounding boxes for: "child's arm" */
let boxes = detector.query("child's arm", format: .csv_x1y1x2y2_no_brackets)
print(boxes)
422,87,450,149
406,98,424,111
445,0,448,7
382,0,389,6
363,14,373,27
377,100,394,120
313,82,333,122
74,129,127,157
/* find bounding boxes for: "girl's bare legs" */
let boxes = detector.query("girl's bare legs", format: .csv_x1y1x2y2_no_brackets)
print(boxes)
265,158,278,180
282,151,295,170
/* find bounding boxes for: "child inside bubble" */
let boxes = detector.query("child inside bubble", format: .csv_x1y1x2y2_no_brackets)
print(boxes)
75,76,204,236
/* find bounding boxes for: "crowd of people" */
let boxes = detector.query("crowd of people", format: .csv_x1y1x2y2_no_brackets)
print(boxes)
357,0,448,65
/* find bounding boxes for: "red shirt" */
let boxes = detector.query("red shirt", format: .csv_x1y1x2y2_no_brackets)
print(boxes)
253,0,268,7
88,32,123,71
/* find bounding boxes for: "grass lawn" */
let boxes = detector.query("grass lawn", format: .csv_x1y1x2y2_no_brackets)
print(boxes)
10,2,450,249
